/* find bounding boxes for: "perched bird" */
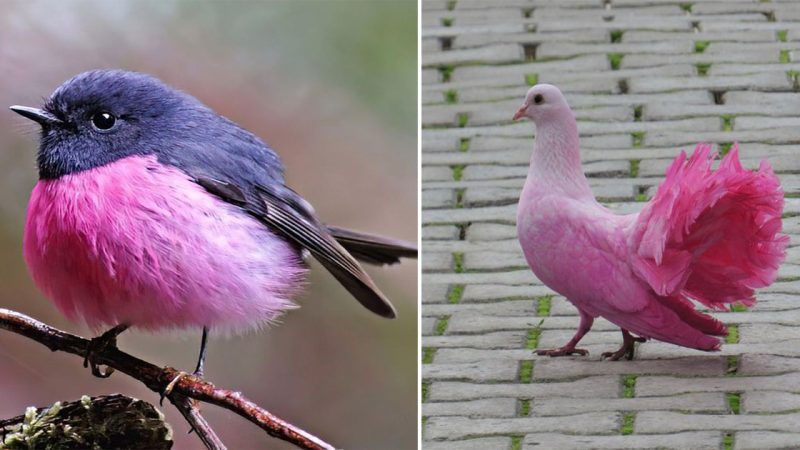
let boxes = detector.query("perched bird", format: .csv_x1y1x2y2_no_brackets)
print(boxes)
513,84,787,360
12,69,416,379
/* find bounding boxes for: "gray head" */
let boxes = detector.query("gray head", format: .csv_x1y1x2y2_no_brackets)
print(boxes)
10,69,284,183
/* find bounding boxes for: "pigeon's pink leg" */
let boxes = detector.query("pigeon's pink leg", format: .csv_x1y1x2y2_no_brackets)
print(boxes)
536,309,593,357
602,329,647,361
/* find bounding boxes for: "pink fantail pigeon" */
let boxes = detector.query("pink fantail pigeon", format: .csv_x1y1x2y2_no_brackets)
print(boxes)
513,84,788,360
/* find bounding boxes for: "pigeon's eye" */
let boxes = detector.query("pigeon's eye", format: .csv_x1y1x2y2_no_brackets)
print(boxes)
533,94,544,105
91,112,116,131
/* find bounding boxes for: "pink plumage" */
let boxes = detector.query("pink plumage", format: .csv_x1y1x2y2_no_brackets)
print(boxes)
24,155,306,333
514,84,787,358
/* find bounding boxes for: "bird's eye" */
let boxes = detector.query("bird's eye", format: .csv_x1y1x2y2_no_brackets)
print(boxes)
533,94,544,105
91,112,116,131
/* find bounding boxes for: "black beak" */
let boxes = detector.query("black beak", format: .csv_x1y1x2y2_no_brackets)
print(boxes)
9,105,63,126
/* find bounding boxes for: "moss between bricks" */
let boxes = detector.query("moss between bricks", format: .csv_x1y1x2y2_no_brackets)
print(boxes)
537,295,552,317
444,89,458,103
696,63,710,76
608,53,623,70
422,382,430,402
526,322,544,349
726,325,739,344
721,115,734,132
636,192,648,202
680,3,692,12
723,432,734,450
780,49,790,64
422,347,437,364
446,0,456,11
457,113,468,128
525,73,538,86
454,188,465,209
730,303,748,312
440,17,453,27
435,316,449,335
694,41,710,53
727,393,741,414
620,412,635,435
719,142,733,156
633,105,642,122
623,375,637,398
727,355,739,376
511,435,523,450
459,138,470,152
629,160,640,177
610,30,623,43
518,399,531,417
519,360,534,383
448,284,464,304
778,30,788,42
452,252,464,273
451,164,464,181
632,131,644,148
439,65,454,82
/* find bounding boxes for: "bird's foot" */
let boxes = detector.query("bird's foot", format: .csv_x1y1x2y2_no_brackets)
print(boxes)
83,324,129,378
602,336,646,361
160,368,204,406
535,346,589,357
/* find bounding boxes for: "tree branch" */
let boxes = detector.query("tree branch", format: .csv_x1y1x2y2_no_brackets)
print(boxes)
0,308,335,450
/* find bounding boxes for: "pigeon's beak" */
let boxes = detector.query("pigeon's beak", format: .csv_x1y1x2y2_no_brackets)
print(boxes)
512,104,528,121
9,105,63,126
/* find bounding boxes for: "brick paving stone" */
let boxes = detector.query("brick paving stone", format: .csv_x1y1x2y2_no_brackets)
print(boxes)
422,0,800,448
422,398,518,418
523,431,722,450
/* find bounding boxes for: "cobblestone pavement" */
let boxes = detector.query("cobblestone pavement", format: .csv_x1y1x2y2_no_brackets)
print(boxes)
420,1,800,449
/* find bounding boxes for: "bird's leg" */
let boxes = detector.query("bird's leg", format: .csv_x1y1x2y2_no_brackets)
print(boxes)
162,327,209,404
602,329,647,361
536,310,593,357
84,323,129,378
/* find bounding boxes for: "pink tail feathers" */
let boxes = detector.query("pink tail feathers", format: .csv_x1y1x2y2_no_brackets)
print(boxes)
630,143,788,310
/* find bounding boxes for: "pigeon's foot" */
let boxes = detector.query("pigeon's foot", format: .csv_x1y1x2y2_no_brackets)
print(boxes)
83,324,129,378
602,329,646,361
536,346,589,357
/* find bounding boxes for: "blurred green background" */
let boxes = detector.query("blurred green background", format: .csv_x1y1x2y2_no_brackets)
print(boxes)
0,1,418,449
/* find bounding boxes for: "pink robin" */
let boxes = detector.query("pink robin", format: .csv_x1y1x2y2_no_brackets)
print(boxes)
513,84,788,360
11,70,416,383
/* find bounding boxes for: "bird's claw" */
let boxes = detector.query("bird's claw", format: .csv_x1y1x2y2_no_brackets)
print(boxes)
83,331,123,379
535,347,589,357
160,370,189,406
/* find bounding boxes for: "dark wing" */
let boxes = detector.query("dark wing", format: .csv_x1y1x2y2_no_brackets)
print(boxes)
197,176,398,319
326,226,417,266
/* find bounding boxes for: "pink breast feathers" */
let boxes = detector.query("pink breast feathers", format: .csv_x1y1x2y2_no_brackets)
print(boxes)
23,154,307,333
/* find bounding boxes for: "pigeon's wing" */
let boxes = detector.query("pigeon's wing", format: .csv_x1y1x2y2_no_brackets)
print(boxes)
326,226,417,266
197,176,397,319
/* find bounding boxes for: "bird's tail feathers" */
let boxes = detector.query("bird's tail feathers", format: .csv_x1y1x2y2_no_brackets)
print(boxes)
630,143,788,310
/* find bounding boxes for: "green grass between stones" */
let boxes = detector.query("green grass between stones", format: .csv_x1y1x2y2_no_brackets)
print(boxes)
448,284,464,304
439,65,454,82
632,131,644,148
727,393,741,414
457,113,468,128
511,435,523,450
519,360,534,383
452,164,465,181
680,3,692,12
727,355,739,376
730,303,748,312
537,295,552,317
422,347,437,364
526,327,542,349
623,375,637,398
723,432,734,450
694,41,710,53
778,30,788,42
422,382,430,402
633,105,642,121
444,89,458,103
454,188,465,208
525,73,539,86
719,142,733,156
519,399,531,417
780,49,790,63
435,316,450,335
696,63,711,76
629,159,640,177
459,138,470,152
726,325,739,344
608,53,623,70
441,17,453,27
621,412,635,435
452,252,464,273
721,115,734,132
610,30,623,43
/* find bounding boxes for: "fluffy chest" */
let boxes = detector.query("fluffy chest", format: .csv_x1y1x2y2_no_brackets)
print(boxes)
23,155,305,331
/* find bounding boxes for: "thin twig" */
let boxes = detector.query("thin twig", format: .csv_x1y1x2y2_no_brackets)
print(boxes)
171,395,226,450
0,308,335,450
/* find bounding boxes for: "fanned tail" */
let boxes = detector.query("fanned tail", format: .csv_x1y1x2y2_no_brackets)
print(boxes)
630,143,788,310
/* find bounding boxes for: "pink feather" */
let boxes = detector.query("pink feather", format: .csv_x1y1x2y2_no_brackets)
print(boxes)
24,155,307,334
